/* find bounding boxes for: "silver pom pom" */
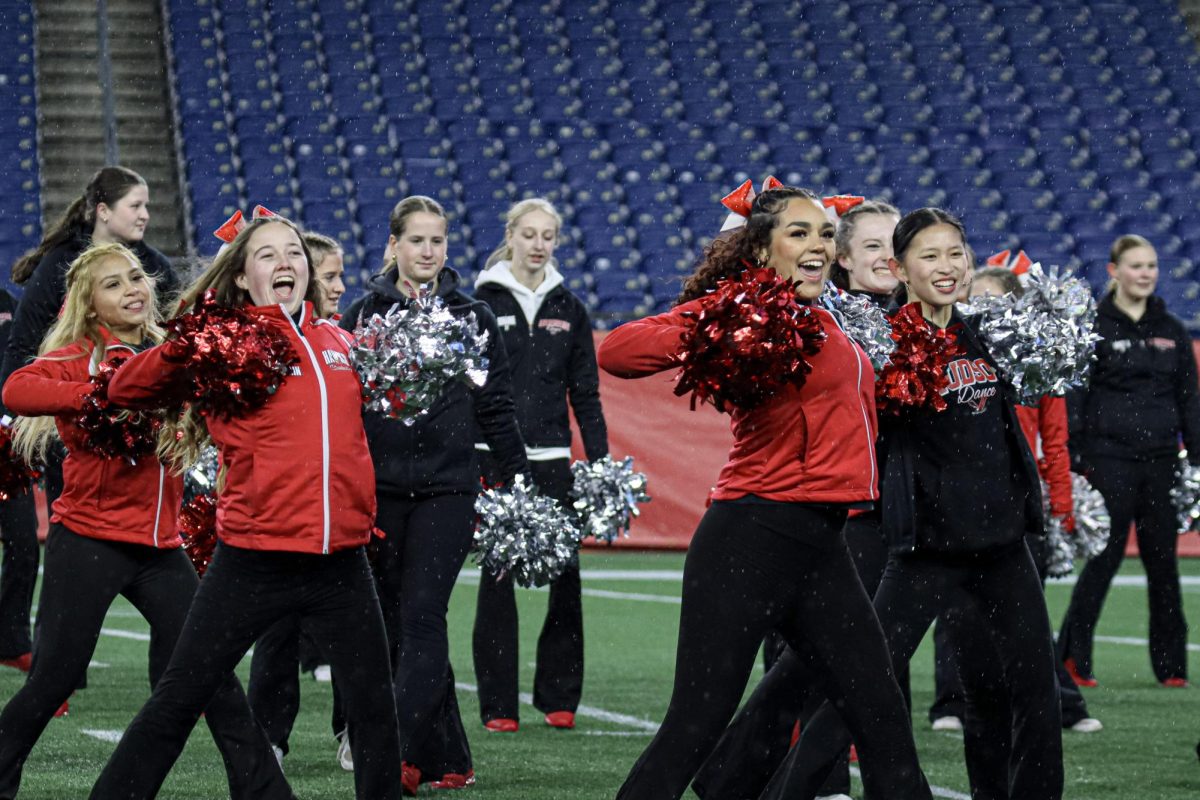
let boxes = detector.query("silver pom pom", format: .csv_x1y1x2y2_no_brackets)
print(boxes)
963,263,1102,403
183,446,219,502
351,285,490,426
570,455,651,544
1071,472,1111,560
820,284,895,371
473,474,583,588
1170,451,1200,534
1042,513,1076,578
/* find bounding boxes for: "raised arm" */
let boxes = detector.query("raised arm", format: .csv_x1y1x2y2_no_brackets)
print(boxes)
596,301,698,379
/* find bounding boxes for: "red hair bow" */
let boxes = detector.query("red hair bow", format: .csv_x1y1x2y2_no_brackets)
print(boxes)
212,205,279,243
720,176,785,217
986,249,1033,275
822,195,865,217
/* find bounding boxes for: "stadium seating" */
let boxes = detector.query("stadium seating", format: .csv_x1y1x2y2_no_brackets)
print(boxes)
161,0,1200,325
0,0,42,294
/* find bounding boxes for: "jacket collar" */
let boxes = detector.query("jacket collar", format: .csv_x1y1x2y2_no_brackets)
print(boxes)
474,260,565,298
367,266,463,305
248,301,314,329
1098,290,1167,324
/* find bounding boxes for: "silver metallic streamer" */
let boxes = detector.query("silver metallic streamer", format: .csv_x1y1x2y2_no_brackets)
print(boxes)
1042,511,1076,578
183,446,219,503
962,263,1101,403
473,474,583,588
820,284,895,371
570,455,651,544
1071,472,1111,560
1170,451,1200,534
350,285,490,426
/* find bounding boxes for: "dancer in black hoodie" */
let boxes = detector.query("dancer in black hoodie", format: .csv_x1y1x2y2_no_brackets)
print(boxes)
1058,234,1195,688
470,198,608,733
762,209,1063,800
342,196,528,789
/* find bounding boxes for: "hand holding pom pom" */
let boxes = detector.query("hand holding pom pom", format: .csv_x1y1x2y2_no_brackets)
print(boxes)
570,455,651,544
351,285,490,425
473,474,583,588
178,493,218,577
673,266,825,413
0,422,40,502
875,303,963,415
962,263,1101,403
76,356,163,462
163,290,298,419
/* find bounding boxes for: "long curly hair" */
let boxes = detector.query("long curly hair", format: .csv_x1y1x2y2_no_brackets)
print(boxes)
677,186,821,304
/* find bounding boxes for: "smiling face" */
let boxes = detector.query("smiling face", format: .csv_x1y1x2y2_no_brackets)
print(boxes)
890,223,968,311
507,208,558,275
90,253,151,341
94,183,150,244
841,212,899,294
233,221,310,313
761,198,836,301
389,211,448,290
1108,244,1158,303
314,250,346,314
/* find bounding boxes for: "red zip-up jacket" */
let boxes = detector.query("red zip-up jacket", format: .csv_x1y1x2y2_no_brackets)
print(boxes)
1016,396,1073,518
107,302,377,554
598,299,878,504
2,333,182,549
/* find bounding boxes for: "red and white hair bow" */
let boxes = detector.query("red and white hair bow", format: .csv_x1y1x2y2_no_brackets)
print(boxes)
213,205,280,244
719,176,784,231
986,249,1033,275
821,195,866,219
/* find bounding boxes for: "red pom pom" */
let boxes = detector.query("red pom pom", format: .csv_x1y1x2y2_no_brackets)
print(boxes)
0,426,40,502
178,493,218,576
76,356,163,461
673,266,826,412
164,290,298,419
875,303,964,415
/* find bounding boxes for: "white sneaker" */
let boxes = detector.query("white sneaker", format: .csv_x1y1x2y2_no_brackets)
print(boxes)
931,715,964,731
272,745,284,770
1070,717,1103,733
312,664,332,683
336,732,354,771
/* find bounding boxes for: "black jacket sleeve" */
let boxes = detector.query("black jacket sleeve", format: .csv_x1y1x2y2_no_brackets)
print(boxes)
1173,322,1200,462
471,302,528,483
0,245,72,389
567,299,608,461
339,296,367,332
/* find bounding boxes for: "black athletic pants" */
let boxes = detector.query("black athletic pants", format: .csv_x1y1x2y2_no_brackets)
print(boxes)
89,543,400,800
693,513,913,799
247,613,344,754
0,525,290,800
0,492,38,659
763,541,1063,800
373,492,475,777
1058,454,1188,681
616,502,930,800
472,458,584,722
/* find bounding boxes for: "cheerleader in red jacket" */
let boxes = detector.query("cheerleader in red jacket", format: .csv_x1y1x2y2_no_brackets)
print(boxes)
0,242,290,799
88,218,406,800
600,186,929,800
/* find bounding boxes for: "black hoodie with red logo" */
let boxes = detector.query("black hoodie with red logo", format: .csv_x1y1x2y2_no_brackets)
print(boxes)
1069,292,1200,464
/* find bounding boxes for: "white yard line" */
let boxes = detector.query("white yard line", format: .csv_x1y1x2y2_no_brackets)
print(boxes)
850,766,971,800
81,729,123,743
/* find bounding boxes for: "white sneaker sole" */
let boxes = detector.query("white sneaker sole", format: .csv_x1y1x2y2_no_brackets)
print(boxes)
1070,718,1103,733
931,716,964,732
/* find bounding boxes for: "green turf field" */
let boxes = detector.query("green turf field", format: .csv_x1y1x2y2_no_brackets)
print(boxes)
1,551,1197,799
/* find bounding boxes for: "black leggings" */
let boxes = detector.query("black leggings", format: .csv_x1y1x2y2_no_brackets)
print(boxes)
1058,455,1188,680
615,502,929,800
0,525,289,800
472,458,583,722
692,512,913,800
0,492,38,659
373,493,475,776
764,541,1063,800
89,543,400,800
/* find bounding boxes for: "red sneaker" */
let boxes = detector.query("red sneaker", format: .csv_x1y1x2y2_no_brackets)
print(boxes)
1064,658,1098,688
0,653,31,672
53,700,69,718
401,762,421,796
483,718,519,733
1161,677,1190,688
848,744,858,764
428,769,475,789
544,711,575,729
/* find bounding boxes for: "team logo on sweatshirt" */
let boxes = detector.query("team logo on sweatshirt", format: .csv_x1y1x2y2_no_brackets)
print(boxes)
497,315,517,330
1148,336,1177,351
322,349,352,371
942,357,998,414
538,318,571,335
